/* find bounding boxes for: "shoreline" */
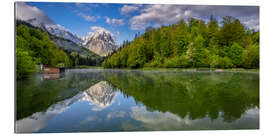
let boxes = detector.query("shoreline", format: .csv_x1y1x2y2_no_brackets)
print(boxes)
66,66,259,73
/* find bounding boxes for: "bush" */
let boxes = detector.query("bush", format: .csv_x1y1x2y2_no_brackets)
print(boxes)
210,55,233,68
218,57,234,68
16,48,37,79
144,56,163,67
242,45,259,68
163,55,191,68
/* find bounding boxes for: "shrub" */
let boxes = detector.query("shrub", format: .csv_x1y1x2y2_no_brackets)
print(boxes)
16,48,37,79
228,42,243,67
242,44,259,68
210,55,233,68
163,55,191,68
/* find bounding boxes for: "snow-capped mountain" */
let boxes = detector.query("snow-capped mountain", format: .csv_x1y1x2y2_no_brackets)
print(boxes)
44,24,84,45
15,2,83,45
81,36,92,46
85,29,118,56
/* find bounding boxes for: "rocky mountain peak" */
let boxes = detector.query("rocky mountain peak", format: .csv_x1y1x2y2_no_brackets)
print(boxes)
85,29,118,56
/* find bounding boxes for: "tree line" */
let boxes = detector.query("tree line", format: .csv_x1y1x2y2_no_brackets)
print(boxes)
102,16,259,69
16,22,103,79
16,24,71,79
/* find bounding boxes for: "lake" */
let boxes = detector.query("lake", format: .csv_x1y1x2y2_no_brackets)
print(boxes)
16,69,259,133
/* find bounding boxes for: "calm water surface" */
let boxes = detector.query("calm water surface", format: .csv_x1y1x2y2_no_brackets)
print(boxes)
16,69,259,133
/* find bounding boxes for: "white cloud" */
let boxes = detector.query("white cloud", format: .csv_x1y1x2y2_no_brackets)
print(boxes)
120,5,140,15
15,2,55,25
129,106,192,130
128,106,259,130
79,116,98,125
77,12,96,22
129,5,192,30
106,111,126,120
129,4,259,30
240,15,259,30
91,26,106,32
105,17,125,26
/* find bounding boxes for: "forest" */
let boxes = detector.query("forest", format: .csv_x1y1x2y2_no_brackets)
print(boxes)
16,24,71,79
102,16,259,69
16,22,102,79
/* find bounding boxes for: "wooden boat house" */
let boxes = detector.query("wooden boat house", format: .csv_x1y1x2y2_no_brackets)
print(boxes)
40,65,65,74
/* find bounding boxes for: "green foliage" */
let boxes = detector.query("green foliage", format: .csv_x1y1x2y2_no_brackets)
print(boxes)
242,44,259,68
228,43,243,67
16,48,37,79
209,55,233,68
218,16,246,46
163,55,191,68
16,23,71,79
103,16,259,69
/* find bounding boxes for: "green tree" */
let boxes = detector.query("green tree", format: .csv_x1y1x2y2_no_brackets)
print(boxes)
228,43,243,67
16,48,37,79
218,16,245,46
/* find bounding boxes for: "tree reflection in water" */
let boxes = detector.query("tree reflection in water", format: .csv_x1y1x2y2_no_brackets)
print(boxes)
16,69,259,132
104,71,259,123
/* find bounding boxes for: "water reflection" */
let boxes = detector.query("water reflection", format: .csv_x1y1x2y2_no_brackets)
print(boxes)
16,92,85,132
125,106,259,130
16,80,117,133
40,73,65,80
16,70,104,120
103,71,259,123
16,69,259,132
84,81,116,110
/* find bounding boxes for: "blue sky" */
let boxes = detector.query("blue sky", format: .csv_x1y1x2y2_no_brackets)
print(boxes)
25,2,259,45
26,2,143,45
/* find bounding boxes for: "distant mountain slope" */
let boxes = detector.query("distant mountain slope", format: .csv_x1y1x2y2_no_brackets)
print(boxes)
15,2,83,45
50,34,100,57
85,29,118,56
50,34,104,66
16,20,104,67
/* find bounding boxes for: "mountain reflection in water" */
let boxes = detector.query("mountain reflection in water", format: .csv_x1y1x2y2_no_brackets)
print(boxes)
16,80,116,133
85,81,116,109
16,69,259,133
